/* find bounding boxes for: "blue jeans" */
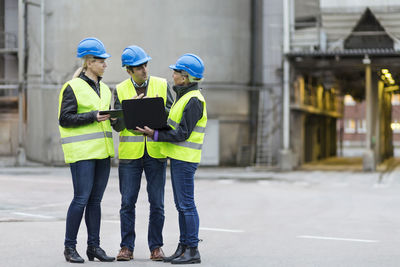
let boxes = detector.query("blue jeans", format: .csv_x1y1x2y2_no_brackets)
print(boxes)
170,158,200,247
119,153,166,251
64,157,111,248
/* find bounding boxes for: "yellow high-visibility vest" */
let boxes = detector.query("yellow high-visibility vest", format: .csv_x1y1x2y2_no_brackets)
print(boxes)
116,76,168,159
58,78,115,163
161,89,207,163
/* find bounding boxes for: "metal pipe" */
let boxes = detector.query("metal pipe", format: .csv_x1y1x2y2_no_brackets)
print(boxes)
18,0,24,85
249,0,260,164
17,0,27,165
283,0,290,54
282,0,291,150
40,0,44,83
282,60,290,150
289,0,294,37
365,57,372,149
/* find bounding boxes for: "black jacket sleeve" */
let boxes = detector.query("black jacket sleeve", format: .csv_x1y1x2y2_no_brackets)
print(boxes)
59,85,98,127
157,97,204,142
165,83,174,115
110,89,126,132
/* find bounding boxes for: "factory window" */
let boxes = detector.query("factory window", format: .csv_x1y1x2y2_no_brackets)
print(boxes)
357,119,366,133
344,94,356,106
391,94,400,106
344,119,356,133
391,121,400,133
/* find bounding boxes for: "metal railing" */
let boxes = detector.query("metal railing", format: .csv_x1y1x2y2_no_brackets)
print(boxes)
292,82,343,117
0,83,19,97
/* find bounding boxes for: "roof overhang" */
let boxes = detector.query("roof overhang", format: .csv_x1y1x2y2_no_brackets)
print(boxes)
286,48,400,58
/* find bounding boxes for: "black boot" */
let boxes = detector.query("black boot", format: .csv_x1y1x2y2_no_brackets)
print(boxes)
86,246,115,262
171,246,201,264
64,247,84,263
163,243,187,262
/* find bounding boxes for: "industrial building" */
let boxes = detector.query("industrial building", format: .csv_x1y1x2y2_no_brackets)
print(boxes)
1,0,400,171
286,0,400,170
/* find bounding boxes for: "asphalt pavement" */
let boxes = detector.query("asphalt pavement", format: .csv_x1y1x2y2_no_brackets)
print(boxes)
1,165,400,267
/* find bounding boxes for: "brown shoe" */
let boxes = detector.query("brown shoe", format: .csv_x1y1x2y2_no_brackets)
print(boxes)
150,247,165,261
116,247,133,261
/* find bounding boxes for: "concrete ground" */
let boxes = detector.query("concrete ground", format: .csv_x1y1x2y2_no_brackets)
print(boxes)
1,165,400,266
340,147,400,158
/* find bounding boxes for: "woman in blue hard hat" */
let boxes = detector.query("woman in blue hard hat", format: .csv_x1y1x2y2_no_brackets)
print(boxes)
137,53,207,264
112,45,174,262
58,37,115,263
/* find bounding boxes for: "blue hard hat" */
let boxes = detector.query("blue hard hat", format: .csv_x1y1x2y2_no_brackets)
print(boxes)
121,45,152,67
76,37,110,58
169,53,204,79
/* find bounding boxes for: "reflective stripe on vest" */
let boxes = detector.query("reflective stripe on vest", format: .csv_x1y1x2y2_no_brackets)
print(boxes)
161,90,207,163
61,131,113,144
167,118,206,134
119,135,145,142
58,78,115,163
116,76,168,159
174,140,203,150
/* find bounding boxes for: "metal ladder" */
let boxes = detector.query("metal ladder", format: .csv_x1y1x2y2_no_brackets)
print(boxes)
256,88,280,166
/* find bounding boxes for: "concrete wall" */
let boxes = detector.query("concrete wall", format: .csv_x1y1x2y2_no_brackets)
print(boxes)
4,0,17,83
0,113,18,155
26,86,64,164
295,0,319,19
204,89,250,165
23,0,253,165
35,0,251,85
0,0,3,82
0,0,18,156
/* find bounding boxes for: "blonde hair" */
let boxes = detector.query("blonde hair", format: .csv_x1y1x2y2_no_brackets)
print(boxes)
188,74,203,83
72,55,96,79
181,70,204,83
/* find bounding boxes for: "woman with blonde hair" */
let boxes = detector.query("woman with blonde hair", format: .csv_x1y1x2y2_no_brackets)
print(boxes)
58,37,115,263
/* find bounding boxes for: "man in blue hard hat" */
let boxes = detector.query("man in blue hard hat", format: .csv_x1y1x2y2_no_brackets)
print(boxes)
112,45,173,262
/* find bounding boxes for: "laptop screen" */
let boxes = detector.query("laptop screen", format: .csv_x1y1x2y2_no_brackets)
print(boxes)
121,97,169,130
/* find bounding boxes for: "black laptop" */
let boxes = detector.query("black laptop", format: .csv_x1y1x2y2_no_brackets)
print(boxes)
121,97,171,130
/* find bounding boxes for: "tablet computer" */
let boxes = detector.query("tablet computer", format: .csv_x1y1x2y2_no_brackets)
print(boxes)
99,109,124,118
122,97,170,130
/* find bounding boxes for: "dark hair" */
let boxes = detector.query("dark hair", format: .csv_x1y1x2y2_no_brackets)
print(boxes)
126,62,147,73
127,66,134,73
